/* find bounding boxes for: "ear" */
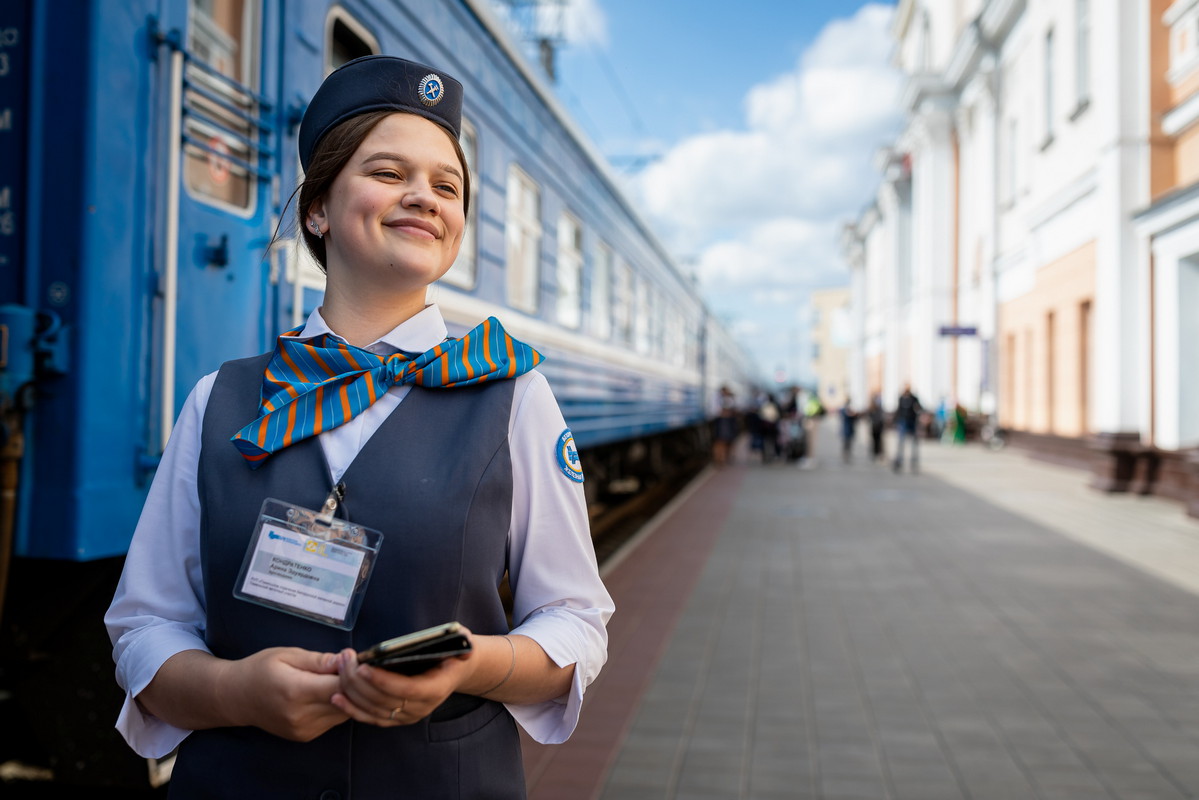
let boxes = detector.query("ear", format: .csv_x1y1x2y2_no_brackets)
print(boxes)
308,198,328,232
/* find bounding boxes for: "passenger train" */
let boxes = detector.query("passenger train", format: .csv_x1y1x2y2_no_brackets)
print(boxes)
0,0,753,787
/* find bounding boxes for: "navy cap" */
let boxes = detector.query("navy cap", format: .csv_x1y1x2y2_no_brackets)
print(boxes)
298,55,464,171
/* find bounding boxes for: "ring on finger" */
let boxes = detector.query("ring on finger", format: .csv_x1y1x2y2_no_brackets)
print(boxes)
388,699,407,721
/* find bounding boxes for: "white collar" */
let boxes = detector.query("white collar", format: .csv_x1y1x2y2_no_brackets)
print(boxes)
298,304,450,354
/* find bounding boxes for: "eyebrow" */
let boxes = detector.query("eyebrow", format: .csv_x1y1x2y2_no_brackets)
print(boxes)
362,152,463,181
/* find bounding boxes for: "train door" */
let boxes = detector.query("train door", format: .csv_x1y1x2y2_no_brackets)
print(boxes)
275,7,382,332
150,0,281,452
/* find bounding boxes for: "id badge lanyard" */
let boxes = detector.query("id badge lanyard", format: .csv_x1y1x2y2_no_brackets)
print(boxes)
233,484,383,630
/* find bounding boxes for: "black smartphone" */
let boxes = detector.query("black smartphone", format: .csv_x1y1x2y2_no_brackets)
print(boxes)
357,622,472,675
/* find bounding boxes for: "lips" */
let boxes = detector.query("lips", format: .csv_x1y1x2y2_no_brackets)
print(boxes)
385,217,440,239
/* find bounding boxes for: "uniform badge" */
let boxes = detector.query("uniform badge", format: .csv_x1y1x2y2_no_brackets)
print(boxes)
419,74,445,107
556,428,584,483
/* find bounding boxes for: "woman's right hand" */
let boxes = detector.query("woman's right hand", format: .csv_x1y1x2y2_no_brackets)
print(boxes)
220,647,349,741
138,647,348,741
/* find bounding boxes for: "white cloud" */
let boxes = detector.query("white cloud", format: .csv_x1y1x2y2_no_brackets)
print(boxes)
562,0,608,47
628,4,903,381
488,0,608,52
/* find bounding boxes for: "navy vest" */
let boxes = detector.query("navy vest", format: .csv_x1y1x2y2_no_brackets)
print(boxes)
171,353,526,799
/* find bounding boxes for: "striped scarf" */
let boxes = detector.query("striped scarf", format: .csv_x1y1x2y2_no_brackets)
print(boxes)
231,316,542,468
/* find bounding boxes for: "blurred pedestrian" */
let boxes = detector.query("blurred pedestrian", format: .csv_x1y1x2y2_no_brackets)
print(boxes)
952,401,968,445
712,385,738,466
839,402,857,463
758,392,781,463
892,384,923,473
799,388,824,469
867,394,886,462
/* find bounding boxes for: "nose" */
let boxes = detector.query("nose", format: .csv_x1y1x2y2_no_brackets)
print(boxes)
402,180,439,214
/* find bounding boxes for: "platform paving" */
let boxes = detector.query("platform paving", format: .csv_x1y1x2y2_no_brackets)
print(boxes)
523,424,1199,800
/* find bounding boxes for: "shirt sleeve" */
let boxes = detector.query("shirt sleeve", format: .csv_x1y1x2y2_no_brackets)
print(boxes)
502,371,615,744
104,374,216,758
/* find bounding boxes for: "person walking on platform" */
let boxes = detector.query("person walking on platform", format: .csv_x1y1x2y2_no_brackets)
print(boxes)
867,394,886,462
892,384,923,473
838,401,857,463
757,392,781,463
711,384,738,466
105,55,613,799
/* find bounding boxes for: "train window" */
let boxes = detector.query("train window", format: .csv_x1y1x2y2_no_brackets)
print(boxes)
505,165,541,313
442,121,478,288
591,241,613,339
184,0,260,213
613,258,633,345
633,278,650,354
555,212,583,328
667,307,686,367
328,12,378,70
685,317,700,368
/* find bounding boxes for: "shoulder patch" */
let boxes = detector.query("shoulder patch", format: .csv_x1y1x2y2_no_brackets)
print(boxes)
556,428,584,483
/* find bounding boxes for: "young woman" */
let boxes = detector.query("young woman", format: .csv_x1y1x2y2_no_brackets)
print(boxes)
106,55,613,798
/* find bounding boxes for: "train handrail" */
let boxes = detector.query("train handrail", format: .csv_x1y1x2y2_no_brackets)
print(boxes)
151,20,274,111
182,75,273,134
180,133,274,182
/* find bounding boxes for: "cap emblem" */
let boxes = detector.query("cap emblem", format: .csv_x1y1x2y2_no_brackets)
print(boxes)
419,74,445,107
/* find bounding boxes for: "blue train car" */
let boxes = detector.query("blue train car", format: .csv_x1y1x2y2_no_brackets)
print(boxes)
0,0,754,787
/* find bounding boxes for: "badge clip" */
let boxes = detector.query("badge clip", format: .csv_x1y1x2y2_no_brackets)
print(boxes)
233,491,382,630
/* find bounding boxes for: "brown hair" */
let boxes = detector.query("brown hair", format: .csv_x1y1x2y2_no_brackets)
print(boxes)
296,110,472,271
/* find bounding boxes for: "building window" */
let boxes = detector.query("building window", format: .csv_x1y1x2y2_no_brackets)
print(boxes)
1045,310,1056,432
555,212,583,327
442,121,478,288
505,165,541,312
1079,300,1091,433
1073,0,1090,113
1005,118,1019,203
591,241,613,339
1043,28,1055,147
920,11,933,72
184,0,260,212
1167,0,1199,82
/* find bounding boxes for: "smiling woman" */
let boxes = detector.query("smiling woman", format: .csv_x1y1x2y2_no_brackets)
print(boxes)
104,55,613,799
308,114,468,336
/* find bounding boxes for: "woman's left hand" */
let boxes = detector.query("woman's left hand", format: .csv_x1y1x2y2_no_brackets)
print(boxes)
329,637,476,726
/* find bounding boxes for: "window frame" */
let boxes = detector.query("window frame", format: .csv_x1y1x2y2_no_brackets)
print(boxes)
181,0,262,217
590,240,613,339
554,210,584,328
1042,27,1055,149
1072,0,1091,115
505,164,542,313
441,119,479,289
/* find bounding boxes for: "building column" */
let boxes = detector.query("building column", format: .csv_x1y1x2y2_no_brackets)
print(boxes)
1088,0,1150,492
904,101,957,406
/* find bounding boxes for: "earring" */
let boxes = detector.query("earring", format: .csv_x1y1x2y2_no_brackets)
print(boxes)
310,220,323,239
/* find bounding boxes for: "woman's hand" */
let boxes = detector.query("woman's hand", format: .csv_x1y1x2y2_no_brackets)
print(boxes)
138,647,348,742
220,647,350,740
330,639,476,726
330,628,575,726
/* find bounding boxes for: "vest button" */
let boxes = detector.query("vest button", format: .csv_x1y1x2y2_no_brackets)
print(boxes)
319,792,342,800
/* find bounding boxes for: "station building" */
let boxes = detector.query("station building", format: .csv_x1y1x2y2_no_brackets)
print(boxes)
842,0,1199,516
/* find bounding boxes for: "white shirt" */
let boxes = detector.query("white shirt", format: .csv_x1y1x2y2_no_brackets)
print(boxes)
105,305,614,757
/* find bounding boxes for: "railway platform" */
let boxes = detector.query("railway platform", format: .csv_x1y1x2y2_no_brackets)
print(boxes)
522,422,1199,800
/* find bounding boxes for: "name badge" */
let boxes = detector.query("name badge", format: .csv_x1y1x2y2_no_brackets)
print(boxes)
233,493,382,630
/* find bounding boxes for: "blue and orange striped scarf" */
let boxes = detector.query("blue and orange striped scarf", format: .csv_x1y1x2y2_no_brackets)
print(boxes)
231,316,542,468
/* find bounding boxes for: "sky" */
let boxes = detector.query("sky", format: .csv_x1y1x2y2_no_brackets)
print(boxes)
490,0,906,386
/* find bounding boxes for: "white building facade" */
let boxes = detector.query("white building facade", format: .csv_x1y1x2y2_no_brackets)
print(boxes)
844,0,1199,515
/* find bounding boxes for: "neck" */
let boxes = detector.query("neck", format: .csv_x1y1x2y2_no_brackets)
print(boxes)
320,279,429,347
